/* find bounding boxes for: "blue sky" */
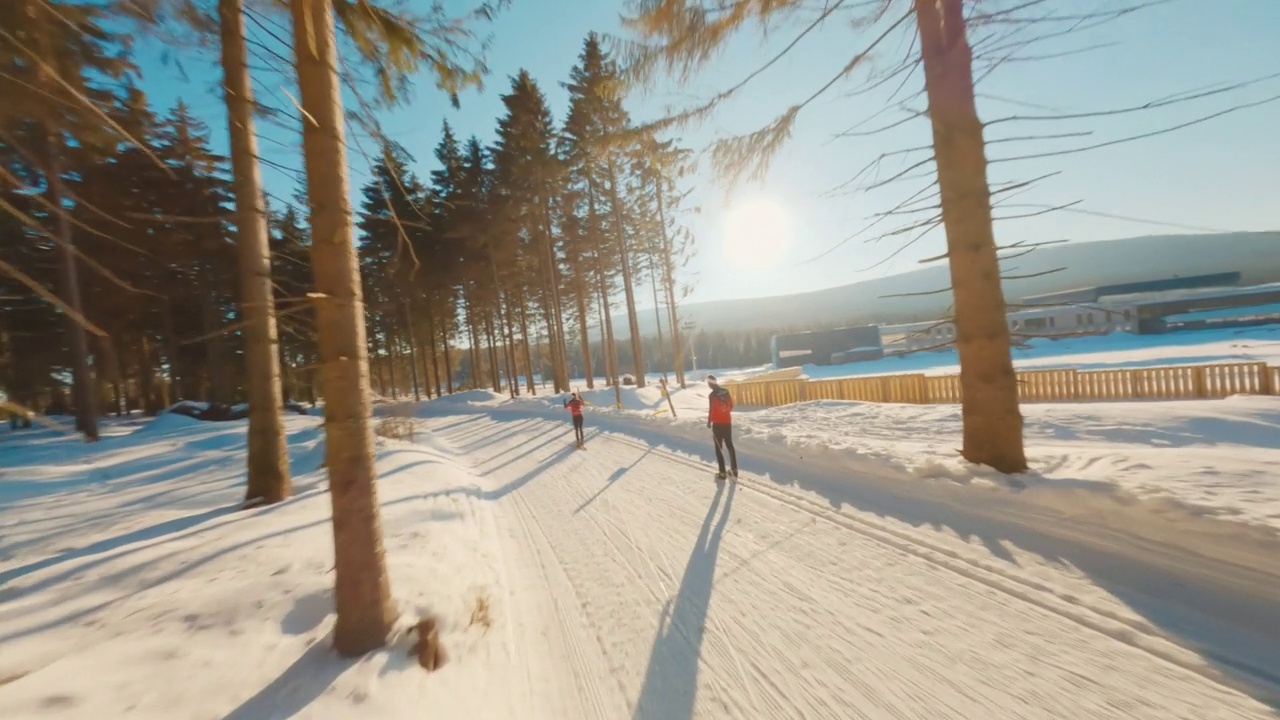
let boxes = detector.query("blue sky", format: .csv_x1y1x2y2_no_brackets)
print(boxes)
133,0,1280,307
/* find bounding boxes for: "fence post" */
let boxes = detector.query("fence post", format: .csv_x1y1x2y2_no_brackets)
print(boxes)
1193,366,1207,398
1257,362,1273,395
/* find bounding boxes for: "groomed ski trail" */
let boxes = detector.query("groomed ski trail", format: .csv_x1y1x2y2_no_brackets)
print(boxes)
423,411,1280,720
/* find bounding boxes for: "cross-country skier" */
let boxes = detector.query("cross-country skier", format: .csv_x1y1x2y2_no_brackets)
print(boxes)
705,376,738,479
564,392,586,448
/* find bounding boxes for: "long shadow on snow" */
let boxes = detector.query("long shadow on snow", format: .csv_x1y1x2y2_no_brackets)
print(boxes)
574,446,652,515
440,406,1280,710
0,508,333,644
0,505,238,590
0,488,327,604
633,480,736,720
220,637,347,720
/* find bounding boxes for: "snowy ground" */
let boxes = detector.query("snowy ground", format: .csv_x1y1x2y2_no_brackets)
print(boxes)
533,381,1280,530
2,395,1280,718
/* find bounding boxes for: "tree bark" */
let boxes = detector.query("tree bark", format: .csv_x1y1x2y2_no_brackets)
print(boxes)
573,264,593,390
914,0,1026,473
515,287,535,395
605,156,645,387
219,0,291,504
403,301,421,401
423,303,441,398
162,300,181,403
200,293,230,403
45,129,99,440
441,322,454,394
652,175,686,388
537,192,569,391
648,258,668,383
290,0,395,656
386,327,399,400
483,311,501,393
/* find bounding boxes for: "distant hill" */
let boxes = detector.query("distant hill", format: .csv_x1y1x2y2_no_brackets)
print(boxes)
617,231,1280,336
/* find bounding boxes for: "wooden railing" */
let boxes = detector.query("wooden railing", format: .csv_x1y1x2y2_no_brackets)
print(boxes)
723,361,1279,407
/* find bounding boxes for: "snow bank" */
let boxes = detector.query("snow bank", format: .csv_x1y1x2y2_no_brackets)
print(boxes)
0,414,511,718
135,411,203,434
716,395,1280,529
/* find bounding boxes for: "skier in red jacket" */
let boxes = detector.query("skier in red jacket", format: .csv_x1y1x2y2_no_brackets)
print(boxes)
705,375,737,479
564,392,586,448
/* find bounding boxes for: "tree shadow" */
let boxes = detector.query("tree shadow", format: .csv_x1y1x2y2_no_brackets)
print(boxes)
602,421,1280,710
481,430,602,501
574,446,652,515
633,480,736,720
0,505,238,589
427,408,1280,711
220,638,350,720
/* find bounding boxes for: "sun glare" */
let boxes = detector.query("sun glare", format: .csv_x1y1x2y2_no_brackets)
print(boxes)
719,196,792,271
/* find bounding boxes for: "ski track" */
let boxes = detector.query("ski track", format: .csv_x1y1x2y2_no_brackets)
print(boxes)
422,412,1278,720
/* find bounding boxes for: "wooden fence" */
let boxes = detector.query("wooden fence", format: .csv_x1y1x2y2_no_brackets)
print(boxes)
723,361,1280,408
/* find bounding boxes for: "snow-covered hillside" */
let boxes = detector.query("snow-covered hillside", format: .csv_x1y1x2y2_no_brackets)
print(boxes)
625,231,1280,334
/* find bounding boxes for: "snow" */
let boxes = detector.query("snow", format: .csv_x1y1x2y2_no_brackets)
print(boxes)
797,325,1280,380
3,385,1280,717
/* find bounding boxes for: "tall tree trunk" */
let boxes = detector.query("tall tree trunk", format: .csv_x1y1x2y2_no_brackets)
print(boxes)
403,301,420,402
100,336,125,416
501,296,519,397
592,243,622,408
371,332,386,397
415,328,434,400
605,157,645,387
648,259,668,383
45,129,98,440
573,266,593,390
386,327,399,400
464,294,481,388
537,195,569,391
515,288,535,395
290,0,394,656
278,342,294,404
483,311,501,393
596,291,609,382
441,320,454,394
423,304,442,398
163,300,181,403
200,293,229,403
652,175,686,389
220,0,291,504
915,0,1026,473
538,290,557,389
138,337,157,415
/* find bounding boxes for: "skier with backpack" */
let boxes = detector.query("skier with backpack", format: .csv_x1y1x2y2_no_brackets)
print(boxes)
564,392,586,448
705,375,738,479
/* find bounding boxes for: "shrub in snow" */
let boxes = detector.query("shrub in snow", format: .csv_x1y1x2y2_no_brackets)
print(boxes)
412,616,445,671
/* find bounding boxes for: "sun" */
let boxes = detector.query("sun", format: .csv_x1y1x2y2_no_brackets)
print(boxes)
719,196,793,271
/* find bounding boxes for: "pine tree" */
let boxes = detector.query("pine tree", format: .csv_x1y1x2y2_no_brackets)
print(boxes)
562,34,646,391
290,0,396,656
218,0,290,505
492,71,570,393
0,0,137,439
620,0,1028,472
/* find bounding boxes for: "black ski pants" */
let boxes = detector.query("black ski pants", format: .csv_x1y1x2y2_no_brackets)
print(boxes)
572,415,584,442
712,422,737,475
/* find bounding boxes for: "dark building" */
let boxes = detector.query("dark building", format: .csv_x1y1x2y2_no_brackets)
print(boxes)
771,325,884,369
1131,287,1280,334
1021,272,1243,306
